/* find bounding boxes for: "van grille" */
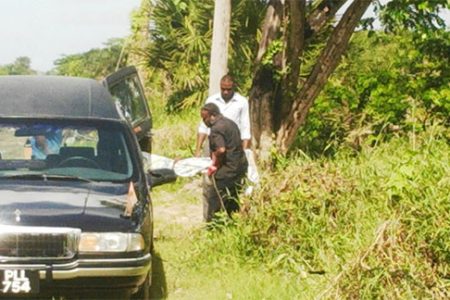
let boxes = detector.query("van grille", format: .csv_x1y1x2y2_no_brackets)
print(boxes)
0,226,80,260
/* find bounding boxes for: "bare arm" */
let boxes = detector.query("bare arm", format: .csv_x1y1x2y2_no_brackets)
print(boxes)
242,139,251,150
195,133,208,157
206,146,225,176
211,147,226,168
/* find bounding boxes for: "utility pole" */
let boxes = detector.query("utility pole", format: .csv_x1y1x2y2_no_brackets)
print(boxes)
208,0,231,96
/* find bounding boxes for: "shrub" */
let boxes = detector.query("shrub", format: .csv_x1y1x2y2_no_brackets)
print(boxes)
189,126,449,298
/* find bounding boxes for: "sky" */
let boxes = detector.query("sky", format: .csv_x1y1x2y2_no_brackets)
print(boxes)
0,0,142,72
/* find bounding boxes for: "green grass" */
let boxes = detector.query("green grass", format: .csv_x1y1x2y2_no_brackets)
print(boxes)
150,124,449,299
151,105,199,158
150,227,328,300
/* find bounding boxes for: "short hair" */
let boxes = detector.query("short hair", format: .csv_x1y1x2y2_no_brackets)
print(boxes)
201,103,221,116
220,74,234,84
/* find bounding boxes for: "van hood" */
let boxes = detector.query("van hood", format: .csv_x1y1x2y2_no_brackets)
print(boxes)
0,180,138,231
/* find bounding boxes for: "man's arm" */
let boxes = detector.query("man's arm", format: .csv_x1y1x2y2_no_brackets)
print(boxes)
207,146,225,176
196,96,215,157
195,133,208,157
242,139,251,150
211,147,226,167
35,135,50,155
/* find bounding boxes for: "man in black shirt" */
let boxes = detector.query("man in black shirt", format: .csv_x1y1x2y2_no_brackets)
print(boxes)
200,103,248,221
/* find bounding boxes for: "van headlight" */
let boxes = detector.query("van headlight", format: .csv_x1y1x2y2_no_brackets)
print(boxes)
79,233,145,252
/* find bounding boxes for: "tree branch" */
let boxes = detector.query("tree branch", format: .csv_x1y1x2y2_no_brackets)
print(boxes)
277,0,306,129
249,0,285,159
307,0,348,34
277,0,373,153
285,0,305,90
255,0,285,64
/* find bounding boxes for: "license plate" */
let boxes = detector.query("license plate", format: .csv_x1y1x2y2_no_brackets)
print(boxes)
0,269,39,294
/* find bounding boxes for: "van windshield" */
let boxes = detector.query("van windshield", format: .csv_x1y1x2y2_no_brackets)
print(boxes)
0,120,135,181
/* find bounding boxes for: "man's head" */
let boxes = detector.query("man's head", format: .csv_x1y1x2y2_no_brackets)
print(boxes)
201,103,221,127
220,74,235,102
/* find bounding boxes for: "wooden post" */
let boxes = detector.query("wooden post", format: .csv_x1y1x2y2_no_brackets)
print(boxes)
208,0,231,96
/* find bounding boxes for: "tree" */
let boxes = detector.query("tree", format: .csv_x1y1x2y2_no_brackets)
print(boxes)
296,30,449,156
0,57,36,75
250,0,372,158
53,39,125,79
249,0,449,157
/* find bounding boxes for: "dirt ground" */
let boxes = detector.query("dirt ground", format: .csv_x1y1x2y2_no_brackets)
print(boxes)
151,177,203,235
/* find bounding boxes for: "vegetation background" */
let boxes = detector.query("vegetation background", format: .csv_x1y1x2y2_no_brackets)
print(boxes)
1,0,448,299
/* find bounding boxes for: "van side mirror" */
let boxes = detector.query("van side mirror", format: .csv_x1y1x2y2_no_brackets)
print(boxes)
148,168,177,188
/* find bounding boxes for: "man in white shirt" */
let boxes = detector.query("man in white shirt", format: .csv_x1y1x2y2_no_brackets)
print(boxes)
195,74,251,157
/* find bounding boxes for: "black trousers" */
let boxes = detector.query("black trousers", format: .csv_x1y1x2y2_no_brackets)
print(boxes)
202,173,245,222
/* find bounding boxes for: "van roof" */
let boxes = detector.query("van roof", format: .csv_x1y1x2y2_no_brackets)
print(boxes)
0,75,121,120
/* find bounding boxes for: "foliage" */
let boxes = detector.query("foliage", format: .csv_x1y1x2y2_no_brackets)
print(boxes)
295,31,449,157
132,0,266,111
227,0,267,92
0,57,36,75
377,0,449,35
52,38,127,79
151,106,199,158
132,0,212,111
185,127,449,298
242,0,449,155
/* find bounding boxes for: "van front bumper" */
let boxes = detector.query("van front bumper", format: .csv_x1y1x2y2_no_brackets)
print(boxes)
0,253,151,296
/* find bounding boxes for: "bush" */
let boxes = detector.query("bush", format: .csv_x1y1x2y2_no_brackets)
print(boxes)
297,32,450,157
189,126,449,298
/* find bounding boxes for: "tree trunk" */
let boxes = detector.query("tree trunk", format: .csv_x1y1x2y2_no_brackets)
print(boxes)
208,0,231,96
279,0,306,124
276,0,373,154
249,0,284,161
255,0,285,64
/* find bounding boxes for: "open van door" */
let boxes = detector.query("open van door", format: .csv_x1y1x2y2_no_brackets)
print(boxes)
103,66,152,152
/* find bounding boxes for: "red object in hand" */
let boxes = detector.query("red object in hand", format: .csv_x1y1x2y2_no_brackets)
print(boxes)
207,165,218,176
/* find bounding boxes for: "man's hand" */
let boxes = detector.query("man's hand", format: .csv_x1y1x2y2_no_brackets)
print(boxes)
207,165,217,176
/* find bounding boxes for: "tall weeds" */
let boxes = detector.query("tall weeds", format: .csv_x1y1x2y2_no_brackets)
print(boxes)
188,127,449,298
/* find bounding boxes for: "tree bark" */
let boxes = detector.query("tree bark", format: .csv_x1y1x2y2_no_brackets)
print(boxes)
276,0,373,154
249,0,284,160
279,0,306,124
307,0,348,33
285,0,305,89
255,0,285,64
209,0,231,96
